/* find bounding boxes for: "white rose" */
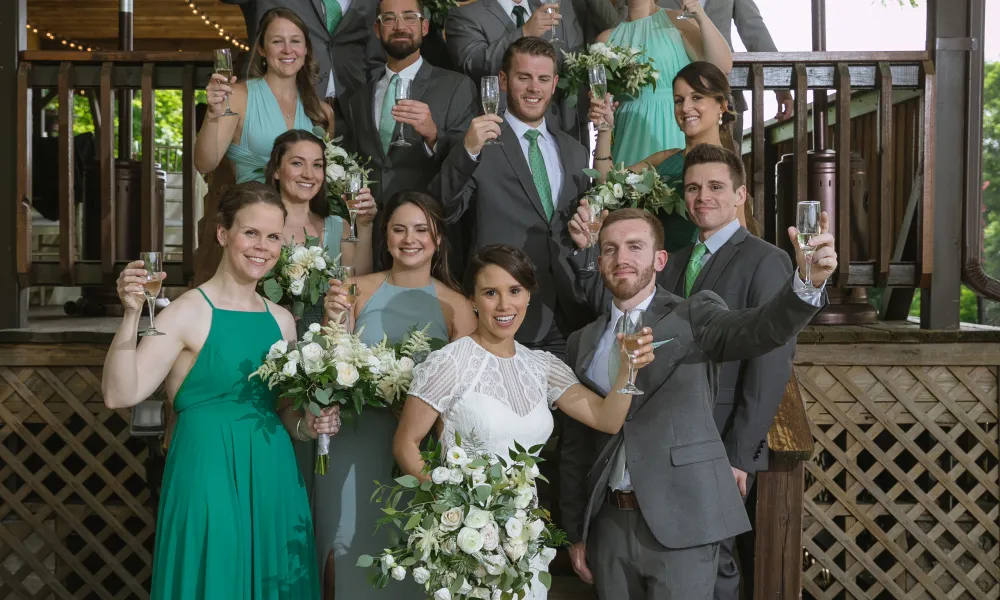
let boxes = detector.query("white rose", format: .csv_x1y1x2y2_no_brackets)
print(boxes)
325,162,346,182
651,71,661,80
539,546,557,565
289,245,310,265
626,172,644,184
471,471,488,487
412,566,430,585
433,588,451,600
503,539,527,561
471,588,490,599
301,342,323,362
335,362,360,387
284,262,306,282
382,554,395,568
446,446,470,467
480,522,500,551
391,566,406,581
612,183,624,199
302,357,324,375
464,507,491,529
458,580,473,595
366,354,383,375
504,517,523,539
457,527,484,554
431,467,451,485
526,519,545,540
267,340,288,359
312,256,327,271
397,356,415,372
514,487,534,509
302,331,314,343
333,344,352,360
281,359,298,378
526,464,540,480
288,277,306,296
328,145,348,159
448,469,464,484
286,349,300,361
440,507,463,531
483,553,505,575
307,323,321,334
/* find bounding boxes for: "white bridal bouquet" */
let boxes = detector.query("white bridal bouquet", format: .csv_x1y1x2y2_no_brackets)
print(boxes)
257,235,340,318
358,434,566,600
251,323,444,473
312,125,373,219
583,163,686,217
558,42,659,106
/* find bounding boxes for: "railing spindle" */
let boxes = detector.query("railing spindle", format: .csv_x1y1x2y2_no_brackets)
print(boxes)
751,64,766,227
58,62,76,286
16,63,32,288
100,63,116,280
182,64,196,284
877,62,894,287
794,64,809,205
140,62,160,255
835,64,852,287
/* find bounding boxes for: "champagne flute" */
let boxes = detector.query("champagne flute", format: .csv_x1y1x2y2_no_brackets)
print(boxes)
481,76,503,146
337,266,358,315
344,171,364,243
583,195,604,272
391,78,413,147
616,309,644,395
796,201,821,290
588,65,611,131
139,252,166,337
545,0,561,43
213,49,238,117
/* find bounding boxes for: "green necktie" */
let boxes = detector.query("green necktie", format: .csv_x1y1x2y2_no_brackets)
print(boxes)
512,5,528,28
523,129,554,220
379,74,400,153
684,242,708,297
324,0,344,34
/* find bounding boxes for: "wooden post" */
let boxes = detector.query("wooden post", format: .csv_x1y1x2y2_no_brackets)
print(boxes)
0,0,28,329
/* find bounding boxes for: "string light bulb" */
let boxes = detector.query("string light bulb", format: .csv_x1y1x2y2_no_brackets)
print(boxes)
182,0,247,51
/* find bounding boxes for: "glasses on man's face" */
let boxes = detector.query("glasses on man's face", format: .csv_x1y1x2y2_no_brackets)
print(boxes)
377,12,423,28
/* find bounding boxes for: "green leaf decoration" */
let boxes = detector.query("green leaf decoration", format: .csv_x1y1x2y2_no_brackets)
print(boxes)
538,571,552,589
394,475,420,489
356,554,374,568
262,278,284,303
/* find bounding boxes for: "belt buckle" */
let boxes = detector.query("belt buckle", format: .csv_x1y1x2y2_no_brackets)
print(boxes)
612,490,635,510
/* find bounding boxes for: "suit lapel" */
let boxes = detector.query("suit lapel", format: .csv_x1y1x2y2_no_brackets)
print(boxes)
309,0,329,36
410,62,434,103
631,288,682,412
575,313,609,377
484,0,517,34
499,122,549,221
694,227,749,294
662,246,690,296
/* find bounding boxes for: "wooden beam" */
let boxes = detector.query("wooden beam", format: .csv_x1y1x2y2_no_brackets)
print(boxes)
16,63,32,290
99,62,115,280
22,50,216,63
181,63,196,284
834,64,852,288
1,0,29,329
751,64,765,229
57,61,76,286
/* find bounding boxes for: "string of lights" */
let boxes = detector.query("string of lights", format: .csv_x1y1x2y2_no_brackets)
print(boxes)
181,1,250,52
26,22,98,52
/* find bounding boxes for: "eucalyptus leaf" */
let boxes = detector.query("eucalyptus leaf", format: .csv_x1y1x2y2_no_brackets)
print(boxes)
395,475,420,489
356,554,374,567
292,301,305,318
262,278,284,303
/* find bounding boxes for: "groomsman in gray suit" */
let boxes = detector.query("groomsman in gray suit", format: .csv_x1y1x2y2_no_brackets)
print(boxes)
223,0,384,128
340,0,478,270
657,144,796,600
430,37,595,355
561,193,836,599
444,0,621,142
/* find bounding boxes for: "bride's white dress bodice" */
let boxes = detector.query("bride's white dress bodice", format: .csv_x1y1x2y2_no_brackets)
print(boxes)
408,337,579,461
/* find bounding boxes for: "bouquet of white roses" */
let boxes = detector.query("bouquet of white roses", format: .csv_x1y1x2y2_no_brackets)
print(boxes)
258,234,340,318
558,42,659,106
583,163,686,218
251,323,444,473
358,434,566,600
312,126,373,220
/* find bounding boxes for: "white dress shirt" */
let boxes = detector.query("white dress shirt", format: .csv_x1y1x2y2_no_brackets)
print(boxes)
373,57,423,131
324,0,354,99
502,112,565,209
495,0,531,23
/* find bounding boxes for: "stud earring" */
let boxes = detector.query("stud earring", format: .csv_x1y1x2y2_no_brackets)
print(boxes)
472,306,478,315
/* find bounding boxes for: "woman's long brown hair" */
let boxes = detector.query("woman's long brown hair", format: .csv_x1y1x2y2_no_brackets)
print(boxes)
248,7,330,133
380,191,460,292
263,129,329,218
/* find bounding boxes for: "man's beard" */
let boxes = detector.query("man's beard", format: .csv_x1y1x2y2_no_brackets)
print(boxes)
384,35,420,60
602,262,656,301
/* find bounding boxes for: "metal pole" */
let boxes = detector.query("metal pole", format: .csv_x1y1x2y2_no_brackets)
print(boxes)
118,0,133,158
811,0,828,151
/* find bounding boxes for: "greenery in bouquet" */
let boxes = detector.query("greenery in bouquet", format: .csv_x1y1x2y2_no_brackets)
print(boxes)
358,433,567,600
558,42,659,107
251,323,444,473
583,163,685,218
423,0,461,27
258,235,340,318
312,126,373,220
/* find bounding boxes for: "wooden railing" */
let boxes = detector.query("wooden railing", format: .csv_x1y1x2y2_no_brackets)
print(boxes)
15,51,214,288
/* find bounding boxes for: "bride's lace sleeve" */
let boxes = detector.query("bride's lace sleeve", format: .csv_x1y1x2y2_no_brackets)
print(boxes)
544,352,580,409
408,344,463,414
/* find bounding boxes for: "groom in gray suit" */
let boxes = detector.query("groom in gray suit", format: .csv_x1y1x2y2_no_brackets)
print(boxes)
657,144,797,599
562,200,836,598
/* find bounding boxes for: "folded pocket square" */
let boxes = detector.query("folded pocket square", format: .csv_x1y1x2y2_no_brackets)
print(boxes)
652,338,676,349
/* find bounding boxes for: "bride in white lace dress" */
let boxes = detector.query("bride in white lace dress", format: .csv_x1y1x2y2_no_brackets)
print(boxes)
394,245,654,599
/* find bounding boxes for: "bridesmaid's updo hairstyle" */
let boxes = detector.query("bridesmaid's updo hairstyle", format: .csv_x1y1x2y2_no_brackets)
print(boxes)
264,129,330,218
463,244,539,297
673,61,738,150
216,181,287,230
381,191,460,292
249,8,330,132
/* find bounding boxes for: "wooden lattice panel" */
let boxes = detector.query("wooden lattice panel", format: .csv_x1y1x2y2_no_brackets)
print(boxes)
0,363,155,600
798,363,999,600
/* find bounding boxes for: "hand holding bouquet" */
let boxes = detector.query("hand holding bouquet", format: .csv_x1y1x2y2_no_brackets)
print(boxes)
583,163,685,217
558,42,659,106
313,126,373,219
258,235,339,318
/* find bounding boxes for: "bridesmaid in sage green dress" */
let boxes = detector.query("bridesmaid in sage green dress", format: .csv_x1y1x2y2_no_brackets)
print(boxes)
263,129,377,500
102,182,341,599
316,191,477,599
589,61,745,251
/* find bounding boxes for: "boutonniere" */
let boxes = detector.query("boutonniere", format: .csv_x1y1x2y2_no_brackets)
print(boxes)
651,337,676,349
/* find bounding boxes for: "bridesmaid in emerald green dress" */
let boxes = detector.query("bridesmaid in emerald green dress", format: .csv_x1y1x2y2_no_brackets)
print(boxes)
588,61,751,252
316,191,477,599
103,182,337,599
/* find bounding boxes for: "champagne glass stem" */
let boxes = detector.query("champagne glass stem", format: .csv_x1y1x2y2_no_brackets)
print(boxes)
626,355,637,388
350,214,358,240
224,92,232,114
147,297,156,331
804,250,814,289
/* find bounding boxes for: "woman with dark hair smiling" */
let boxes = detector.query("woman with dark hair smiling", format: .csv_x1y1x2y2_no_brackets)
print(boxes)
392,244,656,599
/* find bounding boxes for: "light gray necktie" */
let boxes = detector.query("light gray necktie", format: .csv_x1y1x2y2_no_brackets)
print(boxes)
607,316,629,490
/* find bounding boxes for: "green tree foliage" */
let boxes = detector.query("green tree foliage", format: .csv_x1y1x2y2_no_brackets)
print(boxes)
58,88,206,150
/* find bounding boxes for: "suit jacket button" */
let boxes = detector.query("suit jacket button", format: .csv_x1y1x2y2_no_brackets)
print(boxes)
625,414,633,421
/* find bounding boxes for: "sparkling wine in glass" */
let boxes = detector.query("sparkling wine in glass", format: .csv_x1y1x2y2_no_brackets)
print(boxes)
139,252,166,337
616,309,644,395
545,0,561,43
391,78,413,147
344,171,364,242
213,49,238,117
796,201,821,290
588,65,611,131
583,195,604,272
481,76,503,146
